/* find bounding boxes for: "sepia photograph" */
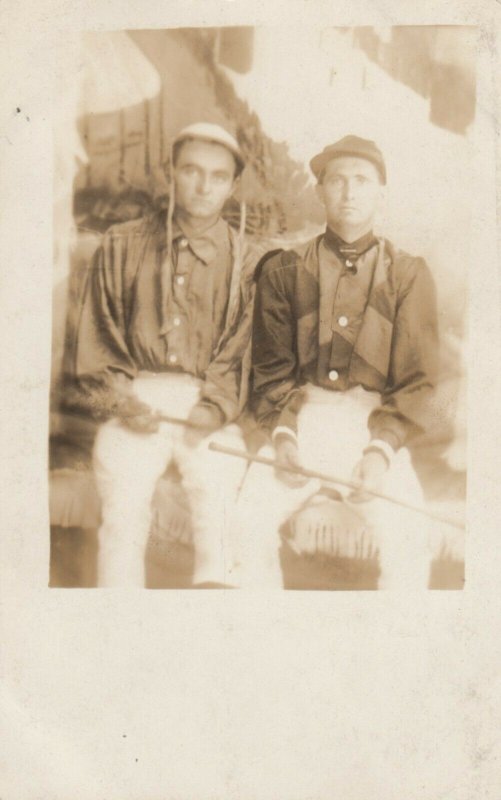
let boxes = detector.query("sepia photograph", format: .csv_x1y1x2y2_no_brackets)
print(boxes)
3,4,501,798
49,25,472,590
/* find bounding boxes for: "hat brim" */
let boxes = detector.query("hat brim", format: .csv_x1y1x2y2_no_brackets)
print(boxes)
310,149,386,184
173,132,245,173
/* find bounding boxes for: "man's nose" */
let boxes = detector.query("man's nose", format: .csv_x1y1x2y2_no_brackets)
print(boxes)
343,179,355,200
197,174,211,194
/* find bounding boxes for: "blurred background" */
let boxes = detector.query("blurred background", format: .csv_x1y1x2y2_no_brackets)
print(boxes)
51,26,473,588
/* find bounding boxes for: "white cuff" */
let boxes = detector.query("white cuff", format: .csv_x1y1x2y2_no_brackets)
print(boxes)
272,425,298,445
363,438,395,466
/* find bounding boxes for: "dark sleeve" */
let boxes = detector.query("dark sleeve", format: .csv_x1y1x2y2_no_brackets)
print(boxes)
368,257,439,449
197,242,265,423
250,254,303,435
63,227,138,420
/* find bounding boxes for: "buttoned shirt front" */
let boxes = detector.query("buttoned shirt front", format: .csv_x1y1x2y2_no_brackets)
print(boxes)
251,230,439,449
313,237,378,390
70,210,259,422
158,218,233,376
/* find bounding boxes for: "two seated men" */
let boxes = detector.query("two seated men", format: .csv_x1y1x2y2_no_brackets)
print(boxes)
65,122,438,589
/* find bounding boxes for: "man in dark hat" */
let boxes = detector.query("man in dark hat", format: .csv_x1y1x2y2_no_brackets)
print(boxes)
66,123,260,588
236,135,439,589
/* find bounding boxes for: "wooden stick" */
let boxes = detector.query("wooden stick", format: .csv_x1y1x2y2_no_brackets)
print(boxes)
208,443,466,531
155,413,197,427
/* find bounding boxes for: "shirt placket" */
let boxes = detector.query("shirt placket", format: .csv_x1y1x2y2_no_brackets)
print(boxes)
165,236,192,370
322,249,376,389
317,243,342,386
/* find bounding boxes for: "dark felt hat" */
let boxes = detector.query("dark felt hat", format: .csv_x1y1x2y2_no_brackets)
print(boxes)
310,135,386,184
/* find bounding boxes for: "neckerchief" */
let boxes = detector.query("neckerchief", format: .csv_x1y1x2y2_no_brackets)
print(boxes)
324,227,378,272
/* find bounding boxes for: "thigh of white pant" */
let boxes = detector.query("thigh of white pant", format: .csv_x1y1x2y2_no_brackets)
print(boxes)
237,446,319,532
365,450,426,542
345,450,425,536
235,452,318,583
93,420,173,503
176,424,247,497
386,448,424,503
298,399,372,480
340,445,426,538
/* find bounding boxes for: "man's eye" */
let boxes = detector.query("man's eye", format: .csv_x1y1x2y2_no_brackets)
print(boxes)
181,166,197,176
213,173,229,183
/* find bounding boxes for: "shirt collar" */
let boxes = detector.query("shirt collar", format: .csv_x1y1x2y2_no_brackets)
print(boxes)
171,215,229,265
324,227,378,260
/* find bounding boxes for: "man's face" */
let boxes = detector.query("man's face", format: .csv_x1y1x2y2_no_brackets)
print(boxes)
173,139,238,220
316,156,383,235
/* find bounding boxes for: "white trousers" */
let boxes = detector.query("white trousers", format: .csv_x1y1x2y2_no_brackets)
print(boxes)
236,385,434,590
93,373,247,587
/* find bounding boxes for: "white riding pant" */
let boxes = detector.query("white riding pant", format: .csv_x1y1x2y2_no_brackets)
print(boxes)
93,373,247,587
236,385,434,590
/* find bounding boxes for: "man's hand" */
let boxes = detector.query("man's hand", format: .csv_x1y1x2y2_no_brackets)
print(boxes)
349,450,389,503
116,395,160,434
274,434,308,488
183,403,224,448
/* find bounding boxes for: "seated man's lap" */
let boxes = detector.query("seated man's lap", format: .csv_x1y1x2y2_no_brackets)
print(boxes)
298,387,380,484
92,418,171,500
236,390,431,587
177,423,248,494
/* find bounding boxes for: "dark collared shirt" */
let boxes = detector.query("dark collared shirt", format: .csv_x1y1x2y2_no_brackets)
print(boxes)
312,236,379,390
68,211,260,422
251,231,439,450
129,216,234,376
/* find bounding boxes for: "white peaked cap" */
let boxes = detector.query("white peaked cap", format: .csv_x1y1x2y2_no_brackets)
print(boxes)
172,122,245,172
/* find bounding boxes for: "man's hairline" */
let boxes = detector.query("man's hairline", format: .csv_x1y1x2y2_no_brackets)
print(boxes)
172,137,242,179
317,155,384,186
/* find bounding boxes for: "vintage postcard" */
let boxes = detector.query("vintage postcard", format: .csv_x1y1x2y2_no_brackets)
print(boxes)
1,1,500,798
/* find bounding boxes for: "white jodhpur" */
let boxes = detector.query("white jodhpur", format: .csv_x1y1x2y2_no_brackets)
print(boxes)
235,385,433,590
93,372,247,588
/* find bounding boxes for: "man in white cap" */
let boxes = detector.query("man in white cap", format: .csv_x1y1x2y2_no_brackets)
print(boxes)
236,135,439,590
68,122,260,588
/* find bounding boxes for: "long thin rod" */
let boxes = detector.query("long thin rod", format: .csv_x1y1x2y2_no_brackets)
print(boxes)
156,413,197,427
208,443,465,531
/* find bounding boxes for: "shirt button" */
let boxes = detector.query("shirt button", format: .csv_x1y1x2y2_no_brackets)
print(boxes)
173,317,181,327
168,354,178,365
338,315,349,327
179,237,188,249
328,370,339,382
176,275,185,286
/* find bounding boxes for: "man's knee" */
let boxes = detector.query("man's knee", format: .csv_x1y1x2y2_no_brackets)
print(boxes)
180,425,247,492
